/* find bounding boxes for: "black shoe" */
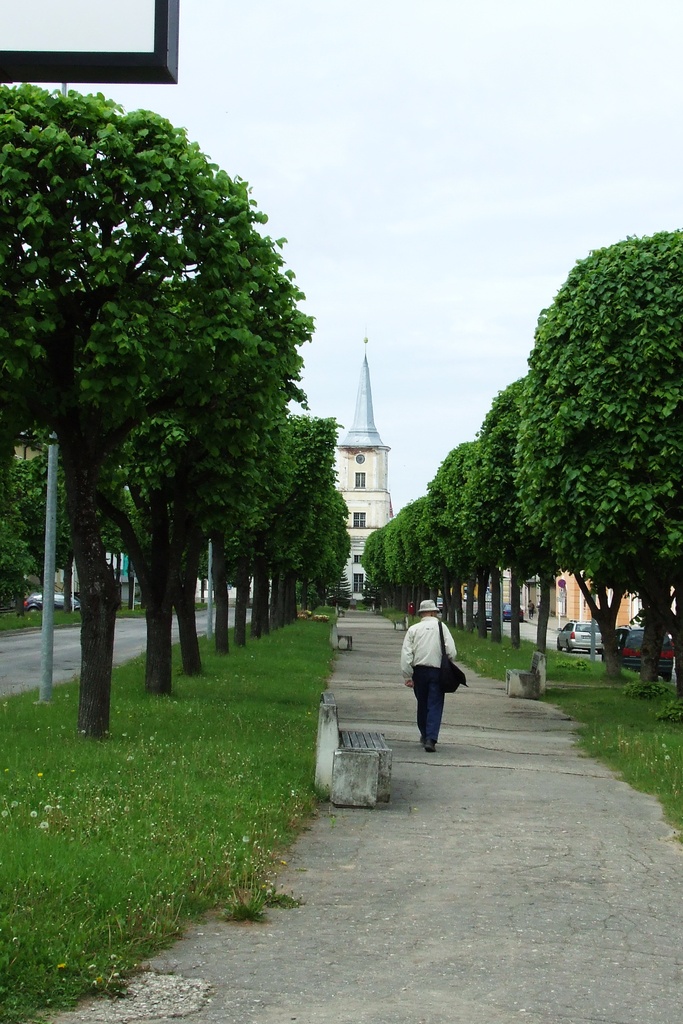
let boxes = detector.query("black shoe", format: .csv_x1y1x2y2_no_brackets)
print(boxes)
419,734,426,746
424,739,436,752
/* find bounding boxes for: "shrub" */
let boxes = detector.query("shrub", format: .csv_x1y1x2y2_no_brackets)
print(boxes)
655,700,683,723
623,680,672,700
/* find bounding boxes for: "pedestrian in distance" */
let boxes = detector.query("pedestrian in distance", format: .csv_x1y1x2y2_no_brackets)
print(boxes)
401,599,458,752
528,601,535,620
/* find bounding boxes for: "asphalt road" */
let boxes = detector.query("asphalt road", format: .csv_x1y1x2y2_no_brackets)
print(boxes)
0,610,214,698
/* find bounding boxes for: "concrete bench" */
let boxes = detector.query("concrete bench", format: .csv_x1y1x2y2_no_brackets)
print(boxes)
315,692,392,808
393,616,409,631
330,623,353,650
506,650,546,699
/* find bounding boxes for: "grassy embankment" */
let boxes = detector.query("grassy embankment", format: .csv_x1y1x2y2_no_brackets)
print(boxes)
0,616,334,1023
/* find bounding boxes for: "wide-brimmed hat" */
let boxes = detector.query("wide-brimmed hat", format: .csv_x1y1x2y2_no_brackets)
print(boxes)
417,599,439,615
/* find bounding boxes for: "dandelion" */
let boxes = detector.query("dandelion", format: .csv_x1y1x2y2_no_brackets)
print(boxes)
39,821,49,829
242,835,250,843
57,963,67,970
37,772,43,777
1,810,8,818
11,801,18,808
30,810,38,818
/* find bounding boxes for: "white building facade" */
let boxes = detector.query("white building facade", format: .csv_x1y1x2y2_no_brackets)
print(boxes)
336,351,393,602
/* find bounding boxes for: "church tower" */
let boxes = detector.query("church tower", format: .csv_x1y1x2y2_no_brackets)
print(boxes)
336,345,392,602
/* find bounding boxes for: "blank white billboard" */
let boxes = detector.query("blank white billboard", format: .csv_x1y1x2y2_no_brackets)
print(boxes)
0,2,156,54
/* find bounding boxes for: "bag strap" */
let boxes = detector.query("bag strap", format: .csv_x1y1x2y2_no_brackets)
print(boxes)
438,620,446,656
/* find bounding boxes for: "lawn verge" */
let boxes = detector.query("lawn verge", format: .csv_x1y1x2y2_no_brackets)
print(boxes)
0,619,334,1023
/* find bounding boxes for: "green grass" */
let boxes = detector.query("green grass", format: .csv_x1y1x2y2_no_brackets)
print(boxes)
0,619,334,1024
0,610,81,632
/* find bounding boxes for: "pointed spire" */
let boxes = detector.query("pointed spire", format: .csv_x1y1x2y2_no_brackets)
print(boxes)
341,343,385,447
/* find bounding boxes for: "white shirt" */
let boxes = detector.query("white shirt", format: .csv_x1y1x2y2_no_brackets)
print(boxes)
400,615,458,679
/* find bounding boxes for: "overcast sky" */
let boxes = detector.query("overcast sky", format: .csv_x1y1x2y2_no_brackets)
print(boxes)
28,0,683,511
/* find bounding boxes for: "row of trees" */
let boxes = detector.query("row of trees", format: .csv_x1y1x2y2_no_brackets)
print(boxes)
0,85,349,737
364,230,683,698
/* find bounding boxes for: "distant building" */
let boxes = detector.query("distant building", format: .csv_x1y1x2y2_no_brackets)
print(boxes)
336,347,392,602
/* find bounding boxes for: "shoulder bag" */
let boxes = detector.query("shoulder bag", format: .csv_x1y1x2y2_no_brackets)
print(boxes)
438,620,467,693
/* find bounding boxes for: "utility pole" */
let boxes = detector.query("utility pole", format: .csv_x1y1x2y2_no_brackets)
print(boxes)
39,436,59,703
206,539,213,641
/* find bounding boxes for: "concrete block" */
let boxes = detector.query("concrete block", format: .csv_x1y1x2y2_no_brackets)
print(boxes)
506,668,545,699
374,745,392,803
314,693,339,796
331,749,379,808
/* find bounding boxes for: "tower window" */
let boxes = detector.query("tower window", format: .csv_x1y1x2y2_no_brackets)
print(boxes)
353,572,364,592
353,513,366,528
353,555,362,564
355,472,366,488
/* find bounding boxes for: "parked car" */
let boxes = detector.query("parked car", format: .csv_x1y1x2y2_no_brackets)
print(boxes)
24,592,80,612
503,603,524,622
614,627,674,682
556,620,602,653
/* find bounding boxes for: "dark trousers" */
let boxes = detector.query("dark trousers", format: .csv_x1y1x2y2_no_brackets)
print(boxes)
412,665,444,742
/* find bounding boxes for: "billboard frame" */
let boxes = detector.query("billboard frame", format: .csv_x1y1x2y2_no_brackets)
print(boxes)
0,0,179,84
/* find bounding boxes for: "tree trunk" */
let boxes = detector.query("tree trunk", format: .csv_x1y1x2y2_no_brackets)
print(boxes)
63,553,75,613
300,579,309,612
641,572,680,695
476,567,489,639
173,529,203,677
490,567,502,643
251,554,270,639
271,575,287,630
211,532,230,655
465,574,476,631
98,488,174,695
640,615,664,681
452,576,464,629
573,574,621,677
536,575,552,653
61,443,119,738
284,570,297,623
145,604,173,694
509,571,521,649
234,554,250,647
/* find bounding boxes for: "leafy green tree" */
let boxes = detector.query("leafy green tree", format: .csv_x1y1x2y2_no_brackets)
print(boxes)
0,85,310,735
518,230,683,686
427,442,479,629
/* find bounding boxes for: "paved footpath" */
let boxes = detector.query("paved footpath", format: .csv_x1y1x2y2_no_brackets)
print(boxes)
54,611,683,1024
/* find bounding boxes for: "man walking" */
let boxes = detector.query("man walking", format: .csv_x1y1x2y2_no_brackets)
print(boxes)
401,599,458,752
